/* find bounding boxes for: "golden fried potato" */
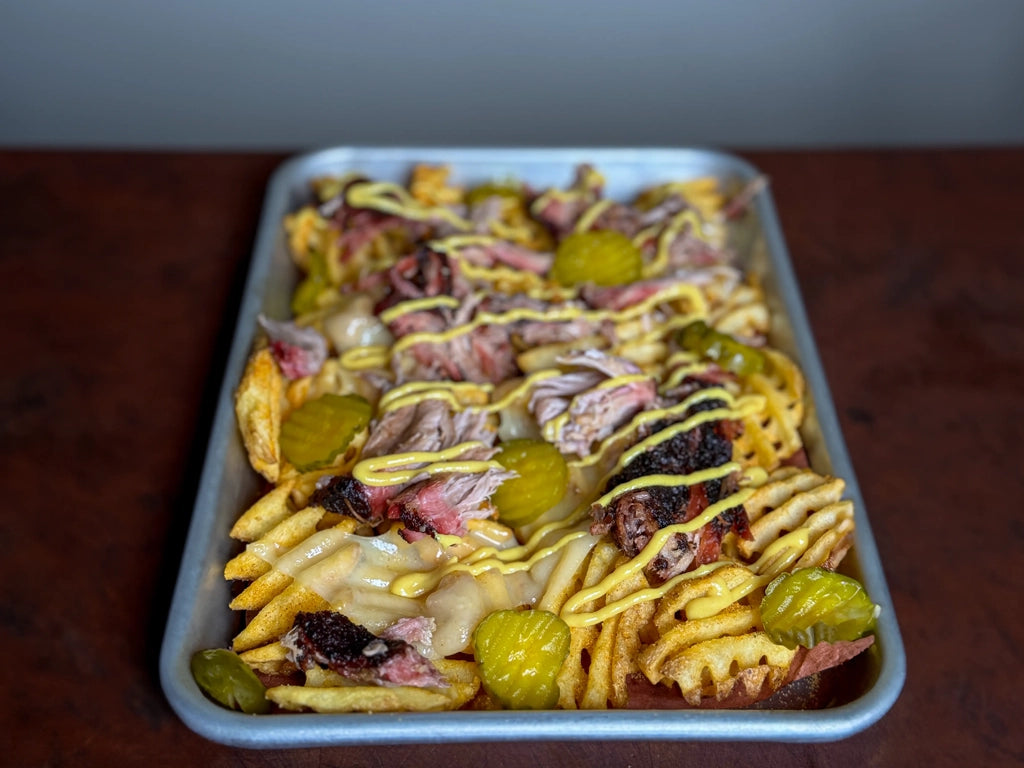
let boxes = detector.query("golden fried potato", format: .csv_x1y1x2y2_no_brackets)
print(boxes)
267,682,475,713
739,469,853,569
232,582,330,652
223,506,325,582
658,631,795,706
234,347,283,482
734,348,806,471
230,478,297,542
267,657,480,713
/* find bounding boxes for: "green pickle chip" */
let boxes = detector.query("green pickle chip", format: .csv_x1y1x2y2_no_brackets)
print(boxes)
190,648,271,714
473,609,571,709
550,230,643,287
491,438,568,527
760,567,879,650
280,393,372,472
677,319,765,377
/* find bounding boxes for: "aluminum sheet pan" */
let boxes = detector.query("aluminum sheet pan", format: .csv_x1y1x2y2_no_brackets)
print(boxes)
159,147,905,747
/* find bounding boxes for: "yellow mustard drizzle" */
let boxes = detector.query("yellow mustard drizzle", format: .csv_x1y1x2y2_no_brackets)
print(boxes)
347,181,472,230
683,529,811,620
427,236,562,297
378,379,493,409
589,462,742,512
541,372,655,444
568,386,734,469
339,344,390,370
565,562,731,627
391,529,591,598
642,209,708,279
377,380,494,414
752,528,810,575
378,295,461,325
559,488,754,624
611,402,759,475
660,362,715,393
353,441,502,487
427,235,504,253
389,282,706,356
573,199,615,232
479,369,560,414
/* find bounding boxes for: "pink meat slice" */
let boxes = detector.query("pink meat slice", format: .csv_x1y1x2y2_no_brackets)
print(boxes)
529,350,657,456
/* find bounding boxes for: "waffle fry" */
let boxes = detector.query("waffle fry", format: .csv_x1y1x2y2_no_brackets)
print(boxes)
738,469,854,569
734,348,806,471
557,539,621,709
271,659,478,712
658,632,795,705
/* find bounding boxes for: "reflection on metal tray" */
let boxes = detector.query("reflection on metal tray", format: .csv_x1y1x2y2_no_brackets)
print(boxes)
159,147,905,747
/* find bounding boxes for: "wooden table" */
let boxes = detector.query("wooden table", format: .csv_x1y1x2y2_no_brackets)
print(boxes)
2,149,1021,766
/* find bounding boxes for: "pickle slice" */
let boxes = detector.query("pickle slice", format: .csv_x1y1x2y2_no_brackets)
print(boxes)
279,393,371,472
760,567,879,650
291,250,329,316
190,648,271,714
550,230,643,287
473,609,571,709
464,182,524,206
677,320,765,377
491,438,568,527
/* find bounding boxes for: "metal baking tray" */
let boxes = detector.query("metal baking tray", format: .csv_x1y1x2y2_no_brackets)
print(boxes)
159,147,905,747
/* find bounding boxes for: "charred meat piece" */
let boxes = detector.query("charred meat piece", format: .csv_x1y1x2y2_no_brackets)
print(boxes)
282,611,446,688
385,467,513,542
309,474,381,525
605,408,735,490
590,406,750,582
309,475,400,526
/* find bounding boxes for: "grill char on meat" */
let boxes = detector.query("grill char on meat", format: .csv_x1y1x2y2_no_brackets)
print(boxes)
309,475,381,525
282,611,445,688
590,396,751,582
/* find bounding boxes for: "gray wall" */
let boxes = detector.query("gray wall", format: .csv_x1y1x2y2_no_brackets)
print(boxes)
2,0,1022,149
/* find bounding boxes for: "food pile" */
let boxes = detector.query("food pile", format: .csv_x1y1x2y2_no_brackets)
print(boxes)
195,163,879,715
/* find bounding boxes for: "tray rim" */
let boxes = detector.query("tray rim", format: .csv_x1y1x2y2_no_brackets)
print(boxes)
158,145,906,747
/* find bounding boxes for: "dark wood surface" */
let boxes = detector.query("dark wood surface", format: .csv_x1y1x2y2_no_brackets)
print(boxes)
2,148,1022,766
